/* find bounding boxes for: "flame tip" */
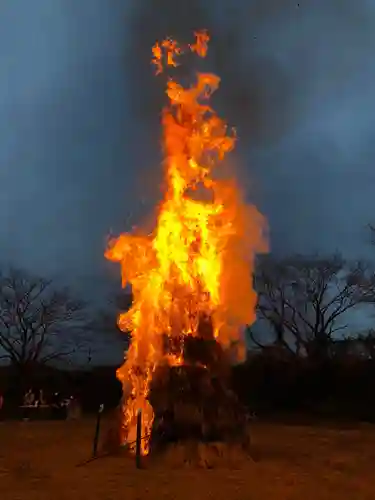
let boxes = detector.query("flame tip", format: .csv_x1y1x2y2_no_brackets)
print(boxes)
105,29,266,455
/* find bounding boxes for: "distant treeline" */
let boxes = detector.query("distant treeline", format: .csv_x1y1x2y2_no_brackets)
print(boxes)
234,351,375,422
1,350,375,422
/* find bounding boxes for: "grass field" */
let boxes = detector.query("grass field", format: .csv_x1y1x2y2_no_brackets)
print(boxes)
1,417,374,500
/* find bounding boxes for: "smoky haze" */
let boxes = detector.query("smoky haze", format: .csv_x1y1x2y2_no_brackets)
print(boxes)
1,0,375,303
126,0,375,257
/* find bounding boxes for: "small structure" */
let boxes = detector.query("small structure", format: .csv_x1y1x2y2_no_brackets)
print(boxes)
66,396,82,420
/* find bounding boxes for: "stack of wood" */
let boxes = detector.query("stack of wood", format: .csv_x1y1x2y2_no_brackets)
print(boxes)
148,315,251,458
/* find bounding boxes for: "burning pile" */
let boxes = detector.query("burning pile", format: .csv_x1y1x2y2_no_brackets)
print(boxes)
105,31,266,458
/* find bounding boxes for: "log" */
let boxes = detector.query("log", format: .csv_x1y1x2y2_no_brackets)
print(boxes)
104,315,252,466
149,335,250,454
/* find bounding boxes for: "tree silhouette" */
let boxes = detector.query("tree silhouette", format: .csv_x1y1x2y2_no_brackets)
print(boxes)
0,267,87,374
250,253,374,360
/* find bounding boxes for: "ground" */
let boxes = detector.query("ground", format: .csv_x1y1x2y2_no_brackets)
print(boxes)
1,417,374,500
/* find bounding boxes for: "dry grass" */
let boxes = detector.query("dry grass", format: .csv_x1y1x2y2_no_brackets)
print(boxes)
1,416,375,500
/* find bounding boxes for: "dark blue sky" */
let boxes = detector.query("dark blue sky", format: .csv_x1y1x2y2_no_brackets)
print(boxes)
1,1,375,362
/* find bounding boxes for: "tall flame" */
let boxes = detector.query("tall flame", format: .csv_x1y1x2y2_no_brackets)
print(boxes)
105,31,266,455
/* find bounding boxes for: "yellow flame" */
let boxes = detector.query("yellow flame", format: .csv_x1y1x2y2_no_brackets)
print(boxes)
105,30,266,455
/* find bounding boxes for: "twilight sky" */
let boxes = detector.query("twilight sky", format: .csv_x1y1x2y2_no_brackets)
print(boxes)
1,0,375,346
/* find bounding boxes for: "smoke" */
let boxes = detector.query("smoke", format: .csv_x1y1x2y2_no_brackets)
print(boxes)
0,0,373,363
1,0,374,307
125,0,375,257
124,0,295,148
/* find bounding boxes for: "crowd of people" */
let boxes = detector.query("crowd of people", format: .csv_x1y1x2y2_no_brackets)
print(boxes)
23,388,47,407
21,388,82,420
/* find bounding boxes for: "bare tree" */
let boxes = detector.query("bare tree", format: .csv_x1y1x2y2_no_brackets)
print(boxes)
250,253,374,361
248,256,297,356
0,267,87,374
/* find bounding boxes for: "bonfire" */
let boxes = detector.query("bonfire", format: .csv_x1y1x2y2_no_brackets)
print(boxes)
105,30,266,460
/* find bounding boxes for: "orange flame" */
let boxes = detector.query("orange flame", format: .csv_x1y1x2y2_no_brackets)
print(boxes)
105,30,267,455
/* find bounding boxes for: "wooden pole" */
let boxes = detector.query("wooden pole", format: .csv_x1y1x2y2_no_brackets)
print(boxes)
135,409,142,469
92,403,104,458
